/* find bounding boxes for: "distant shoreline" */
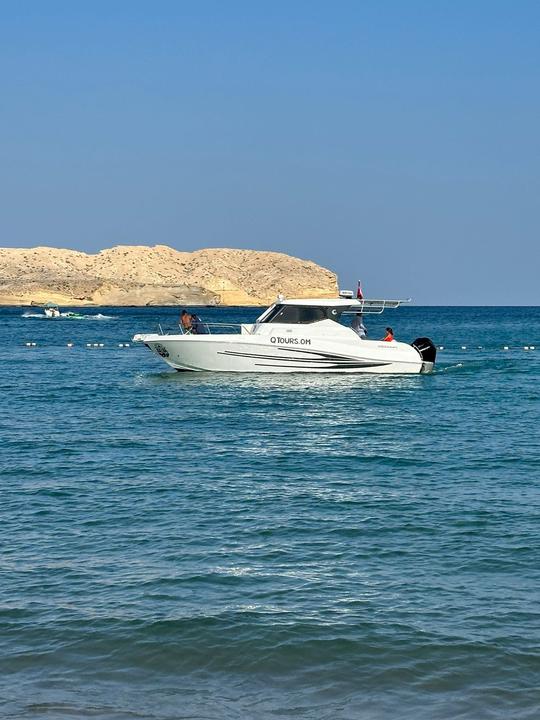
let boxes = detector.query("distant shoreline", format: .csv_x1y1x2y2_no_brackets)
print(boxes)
1,303,539,309
0,301,267,308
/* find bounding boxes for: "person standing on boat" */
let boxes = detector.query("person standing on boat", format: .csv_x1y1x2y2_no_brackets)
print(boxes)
382,327,394,342
180,310,192,333
351,313,367,338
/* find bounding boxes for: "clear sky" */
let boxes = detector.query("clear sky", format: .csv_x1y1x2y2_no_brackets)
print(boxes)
1,1,538,304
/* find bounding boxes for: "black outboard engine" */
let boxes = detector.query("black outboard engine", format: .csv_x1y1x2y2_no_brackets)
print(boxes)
411,337,437,373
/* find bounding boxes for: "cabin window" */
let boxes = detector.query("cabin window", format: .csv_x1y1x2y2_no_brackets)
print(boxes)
262,304,342,324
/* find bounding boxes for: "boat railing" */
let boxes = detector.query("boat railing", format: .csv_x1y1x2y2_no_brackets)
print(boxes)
341,299,411,315
156,322,253,336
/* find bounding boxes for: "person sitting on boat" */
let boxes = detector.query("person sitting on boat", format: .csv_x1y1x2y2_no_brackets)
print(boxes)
351,314,367,338
382,327,394,342
190,313,205,334
180,310,192,333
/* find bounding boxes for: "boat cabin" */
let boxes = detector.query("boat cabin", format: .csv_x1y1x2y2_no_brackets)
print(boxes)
43,302,61,318
256,298,404,326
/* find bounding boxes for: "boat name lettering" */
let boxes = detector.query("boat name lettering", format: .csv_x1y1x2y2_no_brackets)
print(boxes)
270,336,311,345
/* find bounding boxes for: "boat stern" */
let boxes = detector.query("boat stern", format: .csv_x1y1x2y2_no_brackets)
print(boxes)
411,337,437,373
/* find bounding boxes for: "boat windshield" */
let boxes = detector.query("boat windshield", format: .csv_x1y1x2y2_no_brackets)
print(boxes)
259,304,344,324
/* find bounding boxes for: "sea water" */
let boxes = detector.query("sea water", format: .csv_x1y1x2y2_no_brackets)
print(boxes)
0,306,539,720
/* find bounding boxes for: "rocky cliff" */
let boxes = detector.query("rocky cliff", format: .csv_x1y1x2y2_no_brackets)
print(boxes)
0,245,338,306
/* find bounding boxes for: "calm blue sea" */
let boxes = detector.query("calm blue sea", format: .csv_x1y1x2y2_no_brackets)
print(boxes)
1,305,539,720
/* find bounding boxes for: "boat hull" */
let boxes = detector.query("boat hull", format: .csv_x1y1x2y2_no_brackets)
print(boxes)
135,334,428,374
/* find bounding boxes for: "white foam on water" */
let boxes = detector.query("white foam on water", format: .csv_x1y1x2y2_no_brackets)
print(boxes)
92,313,116,320
434,362,463,373
22,311,116,320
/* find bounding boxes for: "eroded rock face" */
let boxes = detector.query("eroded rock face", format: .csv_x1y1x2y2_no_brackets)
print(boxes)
0,245,338,306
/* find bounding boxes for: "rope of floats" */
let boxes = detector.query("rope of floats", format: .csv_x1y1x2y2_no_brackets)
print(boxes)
21,342,536,350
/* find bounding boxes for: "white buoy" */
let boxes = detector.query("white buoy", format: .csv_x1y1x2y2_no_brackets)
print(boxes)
524,346,530,351
93,343,99,347
124,343,130,348
25,342,32,347
86,343,91,348
530,346,536,350
477,346,483,349
118,343,124,347
439,345,444,350
67,343,73,348
99,343,104,348
31,342,37,346
461,346,467,350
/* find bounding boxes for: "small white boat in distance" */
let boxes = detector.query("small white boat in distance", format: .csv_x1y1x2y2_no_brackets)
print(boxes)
133,297,436,374
43,302,61,318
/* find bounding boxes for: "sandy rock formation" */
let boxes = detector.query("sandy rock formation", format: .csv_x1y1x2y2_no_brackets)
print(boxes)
0,245,338,306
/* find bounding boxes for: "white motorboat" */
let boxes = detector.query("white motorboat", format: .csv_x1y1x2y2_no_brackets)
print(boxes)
42,302,84,319
43,302,61,318
133,297,436,374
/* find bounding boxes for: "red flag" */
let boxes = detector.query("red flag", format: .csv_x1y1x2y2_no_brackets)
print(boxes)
356,281,363,299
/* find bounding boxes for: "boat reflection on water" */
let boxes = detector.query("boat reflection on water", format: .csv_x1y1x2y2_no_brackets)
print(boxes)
142,367,426,393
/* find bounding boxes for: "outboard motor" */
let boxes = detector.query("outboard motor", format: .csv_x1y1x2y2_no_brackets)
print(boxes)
411,337,437,373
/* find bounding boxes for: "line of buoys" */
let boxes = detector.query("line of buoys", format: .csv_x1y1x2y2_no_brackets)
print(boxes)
23,341,136,349
80,342,132,348
23,342,134,347
436,345,536,351
24,341,533,352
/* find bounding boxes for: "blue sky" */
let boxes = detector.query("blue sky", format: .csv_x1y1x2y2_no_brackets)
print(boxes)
1,1,538,303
